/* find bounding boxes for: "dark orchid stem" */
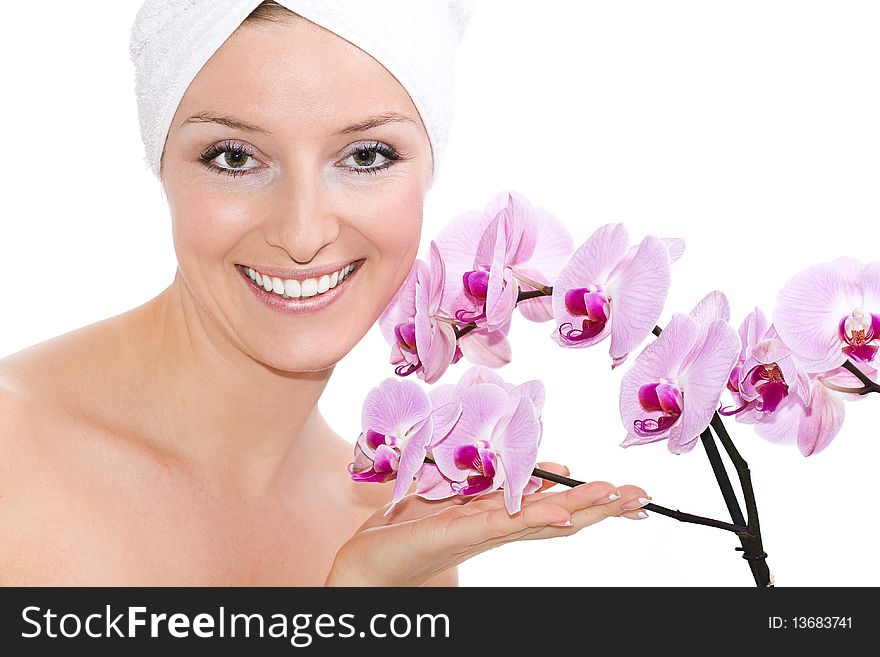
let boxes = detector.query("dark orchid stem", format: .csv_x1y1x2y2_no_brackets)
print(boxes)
530,466,751,536
710,414,773,587
829,360,880,395
654,323,771,586
452,286,556,340
699,427,747,527
421,455,750,536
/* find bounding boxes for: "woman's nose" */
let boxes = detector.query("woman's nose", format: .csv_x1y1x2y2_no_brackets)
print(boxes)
263,167,341,263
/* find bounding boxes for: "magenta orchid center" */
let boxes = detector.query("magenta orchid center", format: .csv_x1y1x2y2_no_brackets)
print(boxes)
393,321,422,377
720,362,788,416
394,321,417,353
450,439,498,496
455,268,491,324
558,283,611,342
633,379,683,436
839,308,880,364
462,269,490,301
749,363,788,412
350,429,400,483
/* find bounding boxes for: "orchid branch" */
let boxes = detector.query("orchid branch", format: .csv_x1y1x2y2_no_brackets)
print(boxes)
818,360,880,395
422,455,752,536
710,414,773,587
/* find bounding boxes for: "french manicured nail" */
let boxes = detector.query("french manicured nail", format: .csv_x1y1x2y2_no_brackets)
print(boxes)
549,519,574,527
592,489,621,505
622,496,652,510
636,511,649,519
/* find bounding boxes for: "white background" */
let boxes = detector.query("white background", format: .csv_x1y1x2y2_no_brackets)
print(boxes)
1,1,878,586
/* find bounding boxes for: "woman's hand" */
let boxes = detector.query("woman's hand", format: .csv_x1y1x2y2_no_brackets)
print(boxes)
325,463,651,586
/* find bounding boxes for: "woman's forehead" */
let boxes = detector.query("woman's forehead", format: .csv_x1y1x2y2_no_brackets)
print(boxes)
178,17,420,126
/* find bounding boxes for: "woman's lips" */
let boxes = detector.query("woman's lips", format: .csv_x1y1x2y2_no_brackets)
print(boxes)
236,261,361,315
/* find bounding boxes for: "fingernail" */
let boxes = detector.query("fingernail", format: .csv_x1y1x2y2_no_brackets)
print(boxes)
550,519,573,527
592,489,621,505
622,496,652,510
636,511,649,519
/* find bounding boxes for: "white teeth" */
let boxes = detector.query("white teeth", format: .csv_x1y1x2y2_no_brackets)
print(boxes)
284,278,301,298
300,278,318,297
244,262,357,300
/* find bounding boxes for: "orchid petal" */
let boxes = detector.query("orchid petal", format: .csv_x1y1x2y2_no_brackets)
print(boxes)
434,209,493,302
388,416,435,512
421,320,457,384
662,237,686,263
429,399,463,447
690,290,731,324
619,313,700,443
751,396,803,444
508,379,546,417
555,223,630,296
454,364,507,392
432,384,511,482
607,235,671,365
496,395,541,514
797,379,845,456
678,319,741,447
774,257,863,368
415,462,458,500
361,378,432,438
378,263,418,347
457,325,513,368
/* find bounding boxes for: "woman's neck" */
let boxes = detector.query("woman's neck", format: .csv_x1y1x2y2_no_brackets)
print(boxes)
124,273,338,497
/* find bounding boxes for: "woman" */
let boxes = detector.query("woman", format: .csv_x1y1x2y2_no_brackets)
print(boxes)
0,0,650,586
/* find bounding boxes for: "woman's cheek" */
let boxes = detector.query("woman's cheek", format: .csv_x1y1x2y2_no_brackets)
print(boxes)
369,188,424,298
172,190,250,269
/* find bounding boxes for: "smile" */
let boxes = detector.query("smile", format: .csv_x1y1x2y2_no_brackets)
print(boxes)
236,259,363,314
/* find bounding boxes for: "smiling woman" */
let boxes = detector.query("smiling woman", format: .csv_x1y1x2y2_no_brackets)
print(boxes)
0,0,649,587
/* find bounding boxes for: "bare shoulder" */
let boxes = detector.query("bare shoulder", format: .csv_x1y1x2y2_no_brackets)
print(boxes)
0,359,41,484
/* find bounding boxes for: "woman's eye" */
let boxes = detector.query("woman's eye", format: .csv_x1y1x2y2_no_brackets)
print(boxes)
340,142,400,174
198,142,260,177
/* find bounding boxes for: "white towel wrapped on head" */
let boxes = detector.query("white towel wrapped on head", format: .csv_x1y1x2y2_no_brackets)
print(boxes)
129,0,474,181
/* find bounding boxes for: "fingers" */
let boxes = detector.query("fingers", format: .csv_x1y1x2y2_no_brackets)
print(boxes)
521,483,652,541
441,497,572,552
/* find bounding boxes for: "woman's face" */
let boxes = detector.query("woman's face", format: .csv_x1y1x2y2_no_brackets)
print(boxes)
160,15,432,372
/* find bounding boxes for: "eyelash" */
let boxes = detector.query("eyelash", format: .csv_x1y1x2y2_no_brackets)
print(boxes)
196,139,403,178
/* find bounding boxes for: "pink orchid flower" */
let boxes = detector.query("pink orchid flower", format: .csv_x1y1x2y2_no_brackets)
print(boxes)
747,374,845,456
552,223,678,368
378,241,461,384
420,366,545,514
414,365,543,502
619,292,741,454
435,190,574,333
348,377,463,516
774,257,880,375
721,307,812,421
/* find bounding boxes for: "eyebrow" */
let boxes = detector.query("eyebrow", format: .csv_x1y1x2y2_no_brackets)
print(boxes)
330,112,418,136
182,112,272,134
181,111,417,137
